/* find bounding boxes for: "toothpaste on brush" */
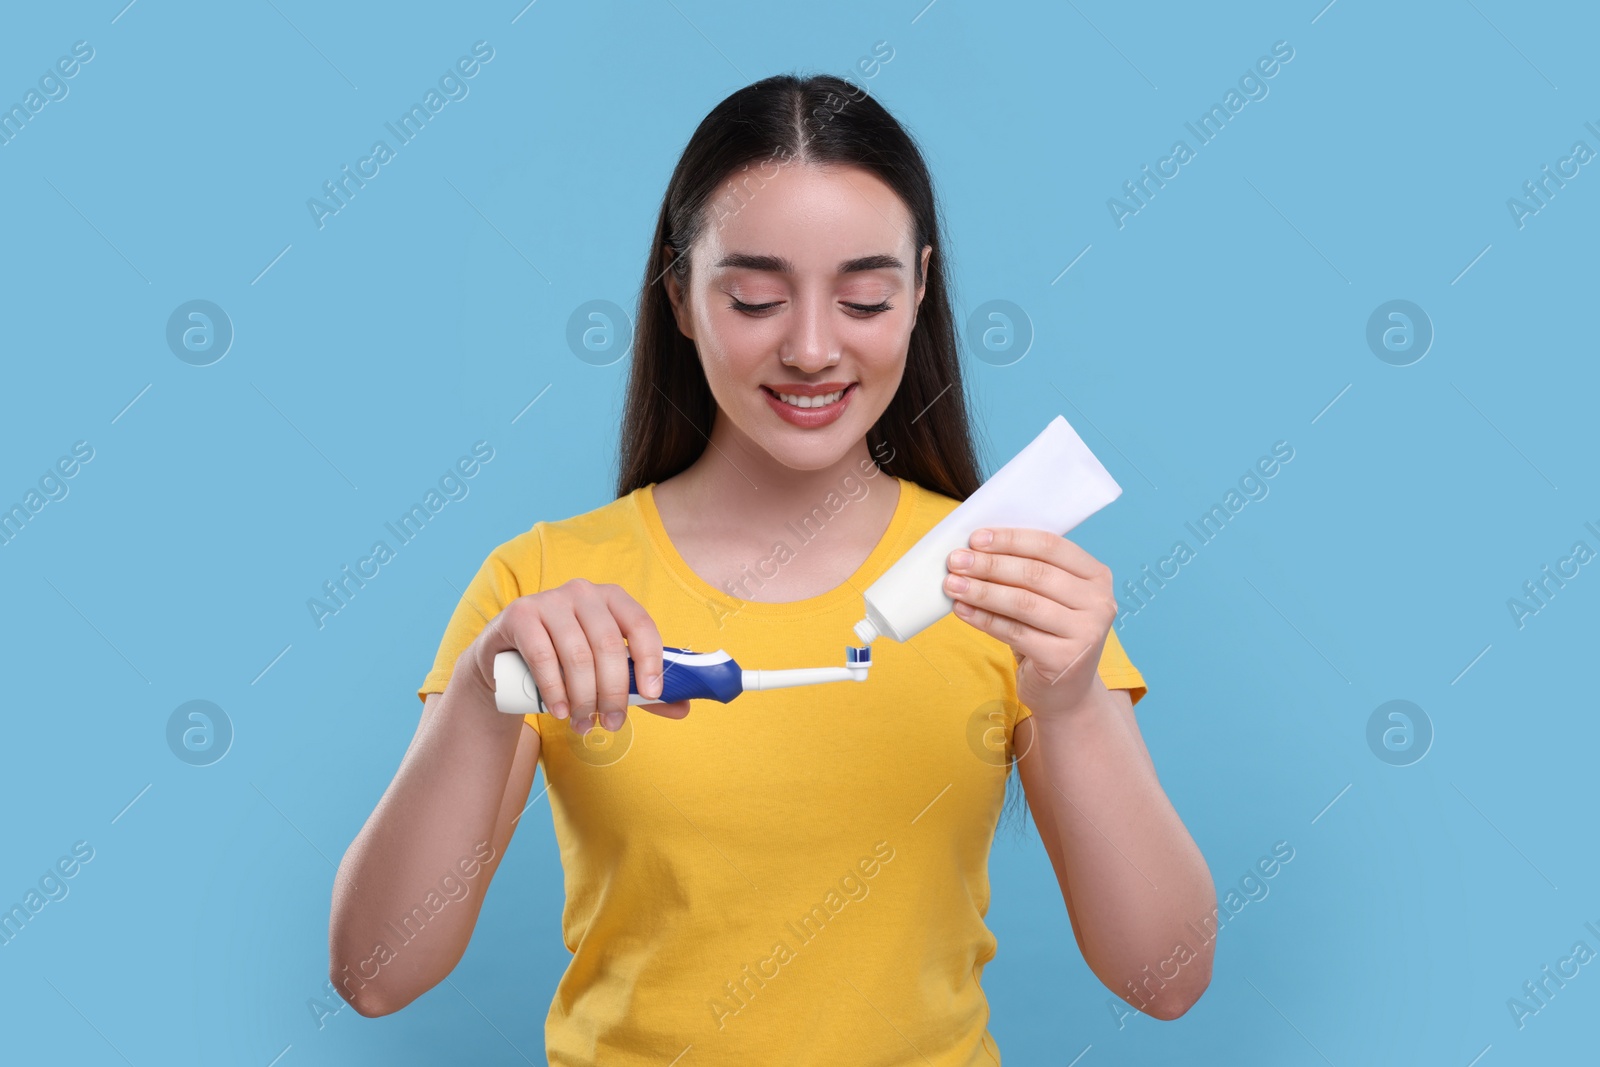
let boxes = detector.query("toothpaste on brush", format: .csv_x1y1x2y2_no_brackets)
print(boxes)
852,414,1123,645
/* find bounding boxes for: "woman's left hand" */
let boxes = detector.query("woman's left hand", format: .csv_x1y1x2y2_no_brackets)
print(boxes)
944,527,1118,716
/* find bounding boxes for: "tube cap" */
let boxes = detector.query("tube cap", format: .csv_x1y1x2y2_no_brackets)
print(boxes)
853,617,878,644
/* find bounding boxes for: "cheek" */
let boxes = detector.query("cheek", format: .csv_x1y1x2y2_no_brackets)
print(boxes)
862,322,909,380
860,313,908,349
695,288,770,348
695,320,768,387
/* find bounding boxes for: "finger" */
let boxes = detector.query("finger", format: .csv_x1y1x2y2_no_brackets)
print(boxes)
953,594,1093,686
507,605,569,719
572,590,631,725
949,596,1056,662
948,547,1095,610
951,548,1112,614
944,570,1074,639
580,699,690,734
971,527,1108,582
952,548,1121,625
541,595,599,724
577,699,691,735
646,699,692,720
601,585,666,701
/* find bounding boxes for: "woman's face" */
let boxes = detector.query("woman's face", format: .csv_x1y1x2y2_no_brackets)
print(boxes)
665,161,932,473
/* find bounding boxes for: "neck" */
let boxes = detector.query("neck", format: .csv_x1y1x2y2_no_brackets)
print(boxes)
658,409,894,539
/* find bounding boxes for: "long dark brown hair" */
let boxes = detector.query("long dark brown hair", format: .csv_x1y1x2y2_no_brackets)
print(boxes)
614,72,984,504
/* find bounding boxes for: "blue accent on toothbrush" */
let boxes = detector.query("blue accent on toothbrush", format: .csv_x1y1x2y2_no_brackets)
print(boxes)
627,647,746,704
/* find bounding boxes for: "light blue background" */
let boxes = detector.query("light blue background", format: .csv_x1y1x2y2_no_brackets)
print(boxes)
2,1,1596,1064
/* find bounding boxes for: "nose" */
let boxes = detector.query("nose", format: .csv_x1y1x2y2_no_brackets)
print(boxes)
777,292,839,372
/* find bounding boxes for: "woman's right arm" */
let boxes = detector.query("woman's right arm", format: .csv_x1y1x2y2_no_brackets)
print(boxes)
327,655,533,1017
327,582,685,1016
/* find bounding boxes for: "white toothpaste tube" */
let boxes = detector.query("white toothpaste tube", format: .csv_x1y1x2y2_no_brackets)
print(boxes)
852,414,1123,645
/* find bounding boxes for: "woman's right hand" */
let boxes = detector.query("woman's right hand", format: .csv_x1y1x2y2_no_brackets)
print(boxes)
462,578,692,735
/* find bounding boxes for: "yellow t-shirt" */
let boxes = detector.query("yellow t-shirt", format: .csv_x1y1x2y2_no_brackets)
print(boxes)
418,474,1146,1065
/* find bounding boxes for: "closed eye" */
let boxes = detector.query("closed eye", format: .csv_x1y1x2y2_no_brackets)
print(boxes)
726,299,894,317
727,299,781,314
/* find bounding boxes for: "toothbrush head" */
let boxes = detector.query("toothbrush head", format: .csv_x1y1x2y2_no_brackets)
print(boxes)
843,644,872,683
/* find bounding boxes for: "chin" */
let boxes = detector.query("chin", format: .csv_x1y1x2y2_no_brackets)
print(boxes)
756,430,857,472
736,408,865,469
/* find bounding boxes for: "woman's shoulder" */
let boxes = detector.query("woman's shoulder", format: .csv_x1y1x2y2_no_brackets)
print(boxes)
896,477,964,530
487,489,646,564
902,477,961,506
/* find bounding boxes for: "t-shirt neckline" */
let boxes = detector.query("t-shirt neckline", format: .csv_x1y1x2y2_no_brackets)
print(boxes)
633,475,917,618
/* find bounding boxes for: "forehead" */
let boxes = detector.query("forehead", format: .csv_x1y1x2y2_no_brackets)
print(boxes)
697,162,915,273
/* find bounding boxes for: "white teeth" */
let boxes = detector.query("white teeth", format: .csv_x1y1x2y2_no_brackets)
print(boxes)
775,389,844,408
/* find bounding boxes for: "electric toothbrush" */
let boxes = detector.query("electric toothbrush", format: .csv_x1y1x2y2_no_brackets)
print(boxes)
493,645,872,716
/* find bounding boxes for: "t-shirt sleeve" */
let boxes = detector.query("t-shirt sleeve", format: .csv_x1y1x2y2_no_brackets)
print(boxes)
1095,626,1147,706
416,526,543,713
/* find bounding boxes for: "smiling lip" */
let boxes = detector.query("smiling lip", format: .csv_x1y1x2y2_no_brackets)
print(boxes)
761,382,856,427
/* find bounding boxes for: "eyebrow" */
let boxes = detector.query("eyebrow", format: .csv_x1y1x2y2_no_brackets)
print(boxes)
712,252,905,275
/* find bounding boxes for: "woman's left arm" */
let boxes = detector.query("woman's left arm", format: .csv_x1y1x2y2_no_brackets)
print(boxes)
945,527,1216,1020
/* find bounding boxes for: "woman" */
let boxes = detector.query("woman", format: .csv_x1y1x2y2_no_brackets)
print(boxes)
330,73,1215,1063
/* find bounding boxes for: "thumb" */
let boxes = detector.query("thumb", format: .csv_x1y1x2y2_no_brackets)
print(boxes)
645,699,693,720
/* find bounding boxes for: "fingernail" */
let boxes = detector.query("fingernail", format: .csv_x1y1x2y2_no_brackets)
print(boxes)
551,701,569,719
949,550,972,569
602,712,624,731
945,573,968,592
971,529,993,548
